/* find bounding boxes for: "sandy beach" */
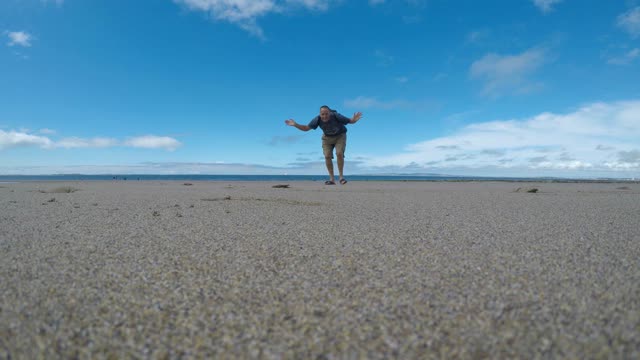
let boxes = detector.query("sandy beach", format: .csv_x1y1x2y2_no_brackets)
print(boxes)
1,180,639,358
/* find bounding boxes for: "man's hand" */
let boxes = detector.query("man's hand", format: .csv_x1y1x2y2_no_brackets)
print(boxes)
351,112,363,123
285,119,297,126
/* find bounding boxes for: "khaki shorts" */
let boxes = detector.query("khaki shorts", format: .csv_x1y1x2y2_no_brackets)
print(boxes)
322,133,346,159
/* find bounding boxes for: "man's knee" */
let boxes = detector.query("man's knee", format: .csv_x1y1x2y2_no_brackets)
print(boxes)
325,156,333,161
336,152,344,159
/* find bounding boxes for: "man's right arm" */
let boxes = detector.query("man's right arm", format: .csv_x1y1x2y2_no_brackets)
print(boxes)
285,119,311,131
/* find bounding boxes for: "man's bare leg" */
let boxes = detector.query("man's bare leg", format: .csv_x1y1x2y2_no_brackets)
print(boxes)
325,157,335,182
336,152,345,181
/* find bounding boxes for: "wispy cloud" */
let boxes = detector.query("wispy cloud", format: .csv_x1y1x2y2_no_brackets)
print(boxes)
617,7,640,38
174,0,332,38
269,135,304,146
57,137,118,149
0,131,181,151
0,161,334,176
402,15,422,24
432,72,447,82
360,100,640,175
596,145,615,151
607,48,640,65
344,96,405,109
5,31,33,47
405,0,426,8
374,49,394,67
532,0,562,13
442,109,482,124
466,29,489,44
470,47,548,97
124,135,182,151
344,96,430,110
287,0,330,11
618,150,640,163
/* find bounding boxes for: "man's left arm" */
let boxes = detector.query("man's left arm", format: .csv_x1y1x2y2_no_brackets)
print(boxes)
349,112,363,124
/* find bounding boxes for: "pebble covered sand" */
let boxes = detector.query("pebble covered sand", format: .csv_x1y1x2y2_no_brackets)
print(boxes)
1,181,639,358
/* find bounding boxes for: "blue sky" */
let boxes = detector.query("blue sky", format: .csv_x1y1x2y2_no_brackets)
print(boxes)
1,0,639,178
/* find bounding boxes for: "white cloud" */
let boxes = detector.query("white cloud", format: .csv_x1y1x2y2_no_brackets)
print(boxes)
174,0,332,38
470,47,547,97
0,130,52,150
0,162,310,176
607,48,640,65
56,137,118,149
287,0,330,11
617,7,640,38
124,135,182,151
361,100,640,175
39,128,56,135
532,0,562,13
176,0,277,20
6,31,33,47
0,130,181,151
344,96,420,110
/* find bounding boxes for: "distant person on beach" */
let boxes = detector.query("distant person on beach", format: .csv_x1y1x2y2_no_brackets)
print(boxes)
285,105,363,185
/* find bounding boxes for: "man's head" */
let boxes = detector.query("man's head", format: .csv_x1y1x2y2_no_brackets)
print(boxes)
319,105,332,122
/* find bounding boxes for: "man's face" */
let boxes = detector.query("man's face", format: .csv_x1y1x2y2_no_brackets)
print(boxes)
320,108,330,122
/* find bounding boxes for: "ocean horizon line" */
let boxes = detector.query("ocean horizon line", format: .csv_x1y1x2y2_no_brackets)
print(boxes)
0,174,637,182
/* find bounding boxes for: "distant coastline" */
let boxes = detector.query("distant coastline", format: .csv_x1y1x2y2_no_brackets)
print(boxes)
0,174,637,183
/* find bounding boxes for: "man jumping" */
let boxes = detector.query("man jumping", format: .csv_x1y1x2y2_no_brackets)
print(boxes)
285,106,363,185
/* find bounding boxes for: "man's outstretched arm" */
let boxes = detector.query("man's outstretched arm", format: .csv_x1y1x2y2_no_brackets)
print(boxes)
285,119,311,131
349,112,363,124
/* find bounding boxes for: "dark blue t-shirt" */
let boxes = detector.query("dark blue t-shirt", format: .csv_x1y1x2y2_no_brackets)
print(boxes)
308,112,351,136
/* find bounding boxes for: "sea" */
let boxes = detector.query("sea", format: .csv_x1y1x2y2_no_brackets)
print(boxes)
0,174,636,182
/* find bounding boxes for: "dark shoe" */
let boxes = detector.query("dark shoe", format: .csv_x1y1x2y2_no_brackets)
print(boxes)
339,178,348,185
325,180,336,185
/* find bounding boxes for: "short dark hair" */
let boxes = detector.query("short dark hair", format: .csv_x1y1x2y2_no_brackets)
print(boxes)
320,105,332,111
